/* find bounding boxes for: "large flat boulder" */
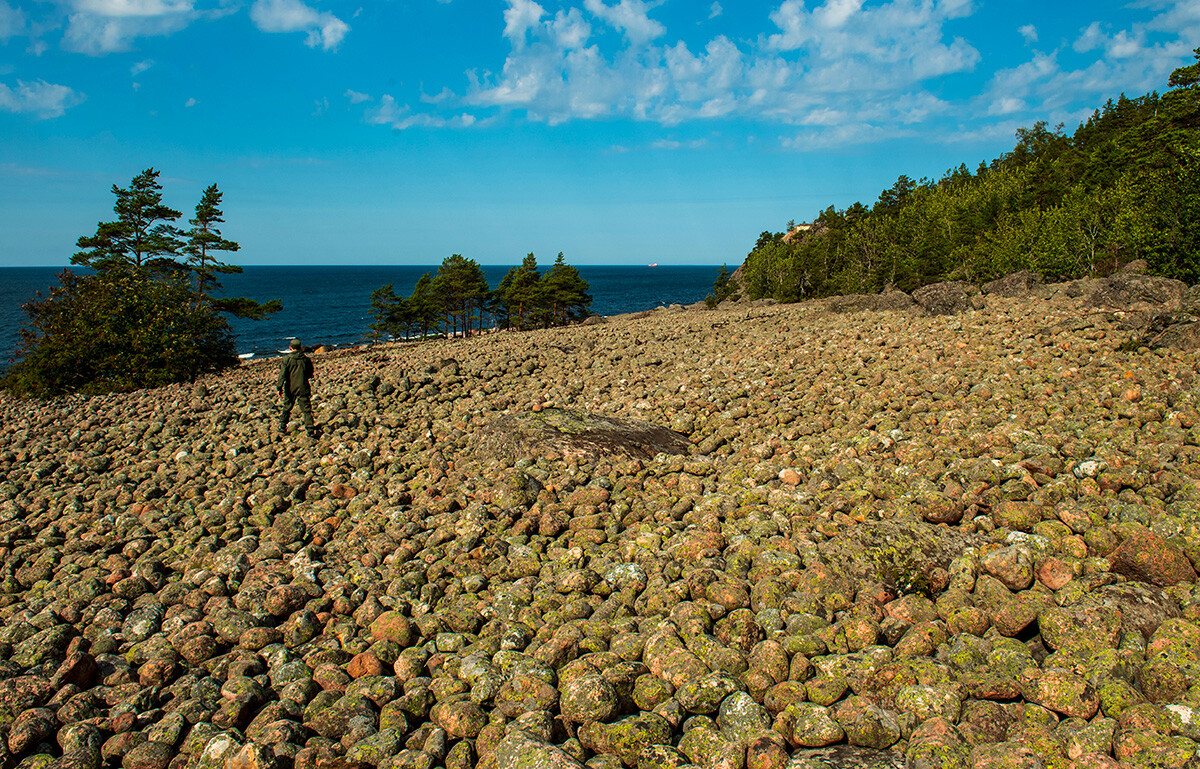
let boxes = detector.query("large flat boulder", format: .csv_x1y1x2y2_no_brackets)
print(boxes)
477,408,691,462
982,270,1043,297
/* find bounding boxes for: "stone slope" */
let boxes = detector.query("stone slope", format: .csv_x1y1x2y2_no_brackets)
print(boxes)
0,291,1198,769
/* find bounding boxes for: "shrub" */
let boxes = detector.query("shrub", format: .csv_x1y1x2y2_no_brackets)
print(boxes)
2,268,237,397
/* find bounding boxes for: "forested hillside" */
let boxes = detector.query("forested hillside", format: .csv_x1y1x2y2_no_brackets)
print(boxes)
739,48,1200,301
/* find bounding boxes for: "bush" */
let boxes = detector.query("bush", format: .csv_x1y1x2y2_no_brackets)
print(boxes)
2,268,238,397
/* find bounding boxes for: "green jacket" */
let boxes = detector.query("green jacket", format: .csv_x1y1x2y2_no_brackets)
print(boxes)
278,351,314,397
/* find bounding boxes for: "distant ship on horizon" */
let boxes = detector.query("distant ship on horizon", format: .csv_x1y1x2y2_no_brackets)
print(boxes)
648,263,658,267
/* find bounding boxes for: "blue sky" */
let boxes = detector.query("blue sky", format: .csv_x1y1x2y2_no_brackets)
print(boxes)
0,0,1196,266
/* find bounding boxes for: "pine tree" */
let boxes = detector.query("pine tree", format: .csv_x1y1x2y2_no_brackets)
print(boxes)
542,252,591,324
504,253,543,330
73,168,184,273
6,169,279,397
185,184,241,298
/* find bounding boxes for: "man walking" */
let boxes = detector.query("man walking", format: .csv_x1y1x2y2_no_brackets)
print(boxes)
278,339,317,437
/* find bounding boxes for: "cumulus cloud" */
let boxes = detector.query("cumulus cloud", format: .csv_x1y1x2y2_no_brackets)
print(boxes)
583,0,664,46
502,0,544,47
708,2,722,20
982,1,1195,124
458,0,981,136
249,0,349,51
345,89,371,104
0,79,85,117
353,0,1196,150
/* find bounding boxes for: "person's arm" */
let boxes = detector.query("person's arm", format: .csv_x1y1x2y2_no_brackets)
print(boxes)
277,359,287,394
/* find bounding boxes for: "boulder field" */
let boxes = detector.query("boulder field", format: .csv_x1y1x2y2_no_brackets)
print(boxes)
2,285,1200,769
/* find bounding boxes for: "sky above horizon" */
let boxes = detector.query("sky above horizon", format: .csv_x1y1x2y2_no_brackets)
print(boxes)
1,0,1196,267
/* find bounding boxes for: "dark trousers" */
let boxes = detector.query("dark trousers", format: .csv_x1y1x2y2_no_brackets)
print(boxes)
280,393,315,434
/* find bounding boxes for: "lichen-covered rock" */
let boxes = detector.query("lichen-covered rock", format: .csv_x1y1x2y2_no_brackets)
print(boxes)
486,730,585,769
1,283,1199,769
1109,530,1197,586
774,703,844,748
477,408,690,462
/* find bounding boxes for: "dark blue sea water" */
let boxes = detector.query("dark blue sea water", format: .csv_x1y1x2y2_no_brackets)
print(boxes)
1,265,720,364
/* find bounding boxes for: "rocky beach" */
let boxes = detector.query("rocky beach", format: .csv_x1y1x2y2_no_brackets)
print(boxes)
3,266,1200,769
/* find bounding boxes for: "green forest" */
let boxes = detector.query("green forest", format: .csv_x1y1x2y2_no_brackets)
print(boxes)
737,48,1200,302
368,251,593,341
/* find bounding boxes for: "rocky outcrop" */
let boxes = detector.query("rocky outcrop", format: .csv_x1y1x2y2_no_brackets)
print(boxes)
1086,265,1187,311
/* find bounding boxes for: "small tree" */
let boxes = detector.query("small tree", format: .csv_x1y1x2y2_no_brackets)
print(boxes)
185,184,242,298
368,283,406,342
705,263,734,308
408,272,441,339
433,254,489,337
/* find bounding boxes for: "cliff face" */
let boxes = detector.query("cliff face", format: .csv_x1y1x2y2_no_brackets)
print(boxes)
0,285,1198,768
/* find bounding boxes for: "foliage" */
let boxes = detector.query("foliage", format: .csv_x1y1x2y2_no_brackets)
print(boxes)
705,263,736,308
184,184,280,319
4,169,277,397
72,168,184,273
3,269,237,397
737,50,1200,300
433,254,490,338
541,253,592,326
369,252,592,341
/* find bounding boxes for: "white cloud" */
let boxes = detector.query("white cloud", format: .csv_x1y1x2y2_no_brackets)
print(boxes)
345,89,371,103
184,96,196,106
365,94,475,130
0,79,85,118
983,2,1195,123
365,0,1196,151
130,59,153,76
708,2,722,20
461,0,985,140
72,0,193,16
551,8,591,50
62,0,197,53
582,0,664,46
650,138,707,150
0,2,26,40
503,0,544,47
250,0,349,51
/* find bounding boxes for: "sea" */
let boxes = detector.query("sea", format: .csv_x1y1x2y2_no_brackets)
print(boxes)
0,265,721,366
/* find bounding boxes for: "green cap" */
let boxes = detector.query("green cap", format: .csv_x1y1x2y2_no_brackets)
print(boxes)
289,339,302,349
